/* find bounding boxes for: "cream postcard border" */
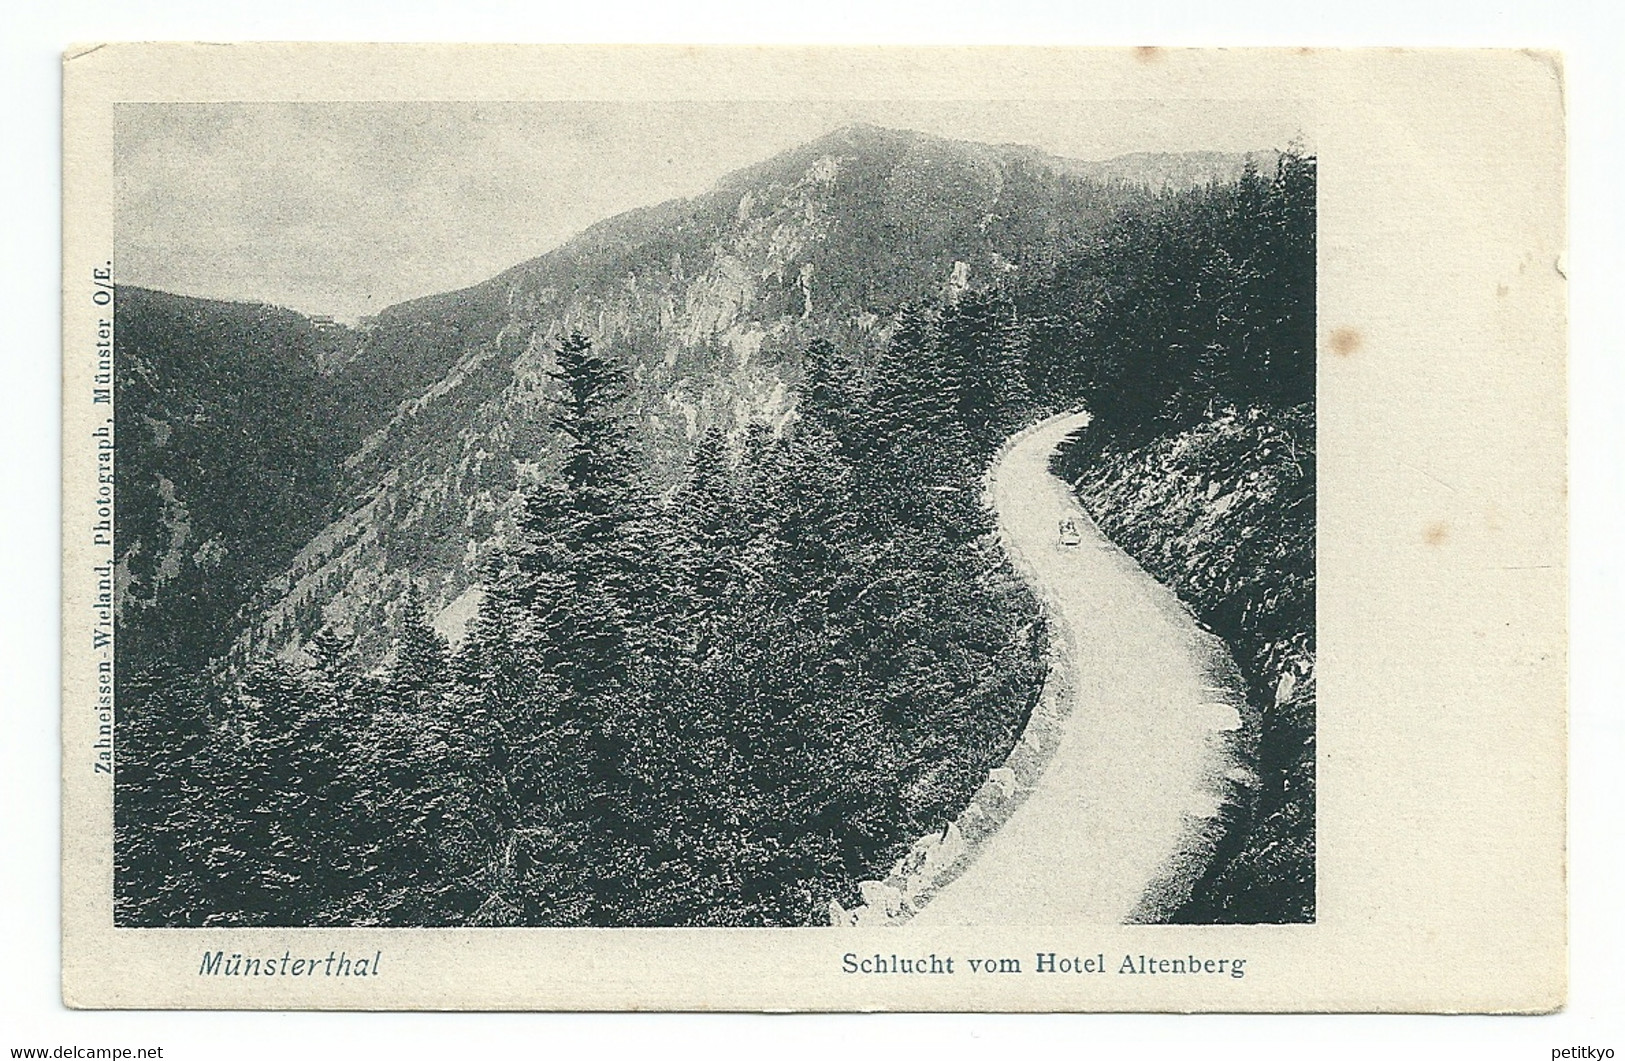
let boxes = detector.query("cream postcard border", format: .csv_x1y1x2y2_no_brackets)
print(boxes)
61,43,1567,1012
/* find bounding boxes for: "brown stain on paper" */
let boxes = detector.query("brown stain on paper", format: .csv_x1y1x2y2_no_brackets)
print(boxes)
1423,522,1450,547
1134,46,1163,65
1329,326,1363,357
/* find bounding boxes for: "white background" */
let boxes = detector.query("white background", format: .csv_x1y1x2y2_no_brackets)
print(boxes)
5,2,1620,1057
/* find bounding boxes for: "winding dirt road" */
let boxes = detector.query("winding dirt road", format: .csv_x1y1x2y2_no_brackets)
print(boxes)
905,411,1257,925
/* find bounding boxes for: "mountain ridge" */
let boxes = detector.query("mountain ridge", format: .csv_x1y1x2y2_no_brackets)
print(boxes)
116,127,1283,672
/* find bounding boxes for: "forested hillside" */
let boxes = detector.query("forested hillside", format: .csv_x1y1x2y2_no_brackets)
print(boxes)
118,319,1048,926
219,124,1149,669
113,284,509,674
114,289,366,674
115,128,1315,926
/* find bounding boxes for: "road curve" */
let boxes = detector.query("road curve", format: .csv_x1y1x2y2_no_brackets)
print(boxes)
899,411,1259,926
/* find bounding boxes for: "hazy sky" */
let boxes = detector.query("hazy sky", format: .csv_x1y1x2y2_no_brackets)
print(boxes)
116,100,1307,321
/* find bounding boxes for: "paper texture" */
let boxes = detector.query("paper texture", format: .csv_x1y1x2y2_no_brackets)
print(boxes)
61,43,1566,1011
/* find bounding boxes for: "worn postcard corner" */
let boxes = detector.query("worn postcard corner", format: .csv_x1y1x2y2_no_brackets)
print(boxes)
61,43,1565,1013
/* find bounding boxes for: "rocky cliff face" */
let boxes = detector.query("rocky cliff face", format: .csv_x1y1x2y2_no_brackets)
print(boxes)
222,125,1140,664
118,125,1267,672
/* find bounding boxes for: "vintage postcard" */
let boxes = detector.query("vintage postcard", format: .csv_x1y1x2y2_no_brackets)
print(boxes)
61,44,1566,1011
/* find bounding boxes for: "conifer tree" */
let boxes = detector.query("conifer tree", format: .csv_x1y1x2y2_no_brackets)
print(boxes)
864,306,956,442
343,590,462,924
390,587,450,698
461,331,661,924
938,290,1032,448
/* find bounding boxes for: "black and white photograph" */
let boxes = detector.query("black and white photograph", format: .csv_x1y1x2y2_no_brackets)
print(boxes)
51,43,1571,1017
108,100,1316,931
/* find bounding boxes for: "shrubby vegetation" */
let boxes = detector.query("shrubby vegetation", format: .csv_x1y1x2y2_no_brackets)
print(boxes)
115,145,1315,926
